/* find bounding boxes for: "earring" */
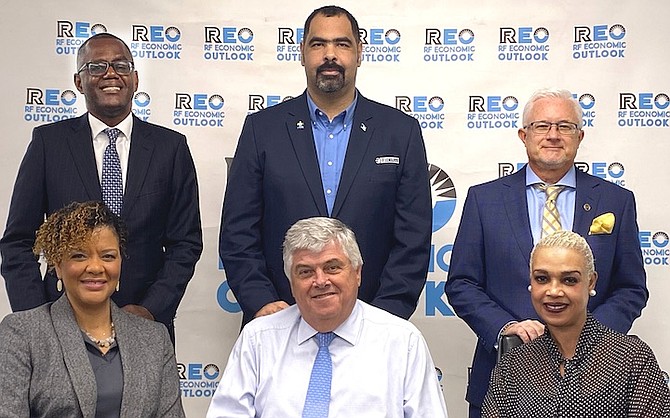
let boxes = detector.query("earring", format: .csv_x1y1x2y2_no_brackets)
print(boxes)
589,289,596,297
56,278,63,292
116,281,120,292
527,285,532,292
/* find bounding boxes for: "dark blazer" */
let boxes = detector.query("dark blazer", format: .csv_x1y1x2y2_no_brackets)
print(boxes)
0,296,184,417
445,165,648,410
0,114,202,332
219,91,432,325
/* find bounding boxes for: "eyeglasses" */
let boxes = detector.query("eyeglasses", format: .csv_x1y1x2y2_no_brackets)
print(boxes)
77,60,134,76
524,121,580,135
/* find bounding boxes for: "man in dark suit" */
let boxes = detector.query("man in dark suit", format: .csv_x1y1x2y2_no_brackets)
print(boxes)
219,5,432,326
0,33,202,339
445,88,648,417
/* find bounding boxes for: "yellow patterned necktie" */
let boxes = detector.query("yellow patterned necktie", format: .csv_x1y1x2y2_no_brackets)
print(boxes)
536,184,565,238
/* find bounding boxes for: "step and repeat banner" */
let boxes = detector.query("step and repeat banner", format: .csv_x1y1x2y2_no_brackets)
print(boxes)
1,1,668,416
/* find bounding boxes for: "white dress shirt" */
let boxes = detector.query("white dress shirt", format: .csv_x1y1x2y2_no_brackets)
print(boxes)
88,112,133,190
207,300,448,418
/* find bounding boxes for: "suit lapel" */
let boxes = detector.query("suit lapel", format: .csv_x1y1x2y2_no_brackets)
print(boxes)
68,115,102,200
503,167,533,263
50,297,97,418
287,94,328,215
573,168,600,235
112,305,145,417
123,116,156,216
331,96,373,217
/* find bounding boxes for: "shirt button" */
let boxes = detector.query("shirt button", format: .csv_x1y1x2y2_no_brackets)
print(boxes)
328,134,334,139
326,189,332,195
327,161,333,166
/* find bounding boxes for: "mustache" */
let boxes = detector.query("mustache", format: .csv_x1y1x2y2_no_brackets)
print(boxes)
316,62,345,74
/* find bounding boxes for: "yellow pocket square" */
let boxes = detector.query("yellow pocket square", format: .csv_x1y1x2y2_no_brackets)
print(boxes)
589,212,615,235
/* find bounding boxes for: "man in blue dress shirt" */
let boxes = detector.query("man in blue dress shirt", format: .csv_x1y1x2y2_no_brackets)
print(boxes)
219,5,432,327
208,217,448,417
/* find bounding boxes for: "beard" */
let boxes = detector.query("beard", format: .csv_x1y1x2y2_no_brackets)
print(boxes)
315,62,345,93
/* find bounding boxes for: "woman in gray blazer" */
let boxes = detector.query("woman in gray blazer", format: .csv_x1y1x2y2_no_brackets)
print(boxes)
0,201,185,418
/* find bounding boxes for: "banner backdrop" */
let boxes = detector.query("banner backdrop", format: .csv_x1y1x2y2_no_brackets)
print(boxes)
1,1,668,416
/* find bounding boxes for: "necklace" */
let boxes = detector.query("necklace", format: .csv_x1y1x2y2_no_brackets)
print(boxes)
83,322,116,348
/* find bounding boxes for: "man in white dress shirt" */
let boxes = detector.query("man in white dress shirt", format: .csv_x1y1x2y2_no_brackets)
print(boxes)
207,217,448,417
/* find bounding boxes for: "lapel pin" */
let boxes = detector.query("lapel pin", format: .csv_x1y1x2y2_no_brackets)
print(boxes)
583,203,591,211
296,120,305,130
360,122,367,132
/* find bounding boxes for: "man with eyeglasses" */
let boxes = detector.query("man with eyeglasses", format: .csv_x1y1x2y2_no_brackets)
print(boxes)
444,88,647,418
0,33,202,342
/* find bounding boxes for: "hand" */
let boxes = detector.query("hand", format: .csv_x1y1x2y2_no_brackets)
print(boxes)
122,304,155,321
504,320,545,343
255,301,289,318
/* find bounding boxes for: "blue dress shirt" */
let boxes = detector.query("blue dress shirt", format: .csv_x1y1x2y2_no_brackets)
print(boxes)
525,165,577,245
306,93,358,215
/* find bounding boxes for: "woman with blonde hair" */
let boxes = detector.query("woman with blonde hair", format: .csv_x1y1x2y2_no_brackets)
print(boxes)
483,230,669,417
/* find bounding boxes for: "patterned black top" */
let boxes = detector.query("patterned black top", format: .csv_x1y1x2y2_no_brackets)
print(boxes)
482,314,670,417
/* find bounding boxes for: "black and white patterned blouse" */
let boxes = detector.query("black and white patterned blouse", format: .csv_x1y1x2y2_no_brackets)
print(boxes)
482,314,670,417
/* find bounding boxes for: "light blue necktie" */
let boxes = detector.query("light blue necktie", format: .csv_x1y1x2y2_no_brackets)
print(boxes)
102,128,123,216
302,332,335,418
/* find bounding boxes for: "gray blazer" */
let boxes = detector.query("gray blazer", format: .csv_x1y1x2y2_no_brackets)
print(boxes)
0,296,185,417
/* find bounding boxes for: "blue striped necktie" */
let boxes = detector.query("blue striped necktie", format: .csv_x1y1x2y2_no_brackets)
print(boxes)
102,128,123,216
302,332,335,418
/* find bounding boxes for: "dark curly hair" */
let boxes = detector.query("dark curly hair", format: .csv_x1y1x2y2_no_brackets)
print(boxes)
33,201,127,269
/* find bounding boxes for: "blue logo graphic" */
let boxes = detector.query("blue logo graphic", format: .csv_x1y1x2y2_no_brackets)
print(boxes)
573,24,626,59
173,93,226,127
573,93,596,127
24,88,78,123
360,27,401,62
247,94,294,113
396,96,446,129
130,25,182,60
132,92,151,121
424,28,475,62
178,362,220,398
498,27,549,61
217,280,241,313
276,27,304,61
574,161,625,186
55,21,107,55
618,92,670,127
467,95,520,129
429,164,456,232
639,230,669,267
133,92,150,107
203,27,255,61
424,279,455,316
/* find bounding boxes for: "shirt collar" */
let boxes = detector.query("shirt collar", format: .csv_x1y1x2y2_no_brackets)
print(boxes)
525,164,577,189
297,300,362,347
306,90,358,128
545,313,603,365
88,112,133,143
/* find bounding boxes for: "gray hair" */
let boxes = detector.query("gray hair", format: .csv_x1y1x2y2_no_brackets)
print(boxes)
522,88,583,129
530,230,595,277
282,217,363,279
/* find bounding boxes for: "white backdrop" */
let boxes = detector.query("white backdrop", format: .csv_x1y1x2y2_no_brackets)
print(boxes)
1,1,668,416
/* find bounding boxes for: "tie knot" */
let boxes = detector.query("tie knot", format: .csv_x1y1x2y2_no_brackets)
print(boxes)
535,183,564,199
316,332,335,348
105,128,121,144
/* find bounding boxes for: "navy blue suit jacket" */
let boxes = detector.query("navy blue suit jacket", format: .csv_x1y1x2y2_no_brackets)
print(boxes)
0,114,202,331
219,92,432,326
445,165,648,409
